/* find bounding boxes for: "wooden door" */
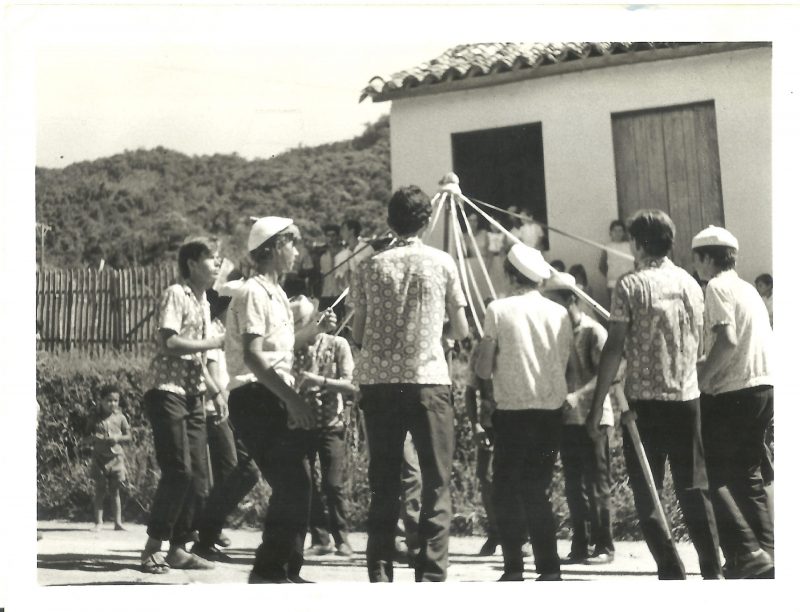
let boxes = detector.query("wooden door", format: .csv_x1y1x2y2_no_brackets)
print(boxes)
612,101,724,270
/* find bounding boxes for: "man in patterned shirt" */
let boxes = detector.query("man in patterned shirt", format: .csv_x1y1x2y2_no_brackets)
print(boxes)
351,185,469,582
587,210,722,580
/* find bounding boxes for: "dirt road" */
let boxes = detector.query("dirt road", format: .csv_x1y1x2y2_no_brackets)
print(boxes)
36,520,705,585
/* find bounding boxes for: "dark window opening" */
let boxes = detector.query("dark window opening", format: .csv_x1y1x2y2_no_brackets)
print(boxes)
451,122,548,250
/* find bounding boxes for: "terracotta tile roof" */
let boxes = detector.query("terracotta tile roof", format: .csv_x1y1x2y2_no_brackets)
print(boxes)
361,42,759,102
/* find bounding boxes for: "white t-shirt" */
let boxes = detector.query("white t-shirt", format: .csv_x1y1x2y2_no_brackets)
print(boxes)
483,291,572,410
701,269,773,395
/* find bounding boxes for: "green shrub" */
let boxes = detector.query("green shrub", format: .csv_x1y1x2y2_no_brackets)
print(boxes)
37,350,687,541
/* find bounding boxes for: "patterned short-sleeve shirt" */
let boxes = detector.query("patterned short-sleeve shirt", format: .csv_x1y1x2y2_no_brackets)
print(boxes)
610,256,703,401
148,284,211,396
294,333,354,428
351,237,467,385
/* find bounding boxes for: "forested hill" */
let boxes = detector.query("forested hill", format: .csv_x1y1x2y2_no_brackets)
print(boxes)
36,115,392,269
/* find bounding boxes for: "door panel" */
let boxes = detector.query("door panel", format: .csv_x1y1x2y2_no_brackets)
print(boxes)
612,101,724,270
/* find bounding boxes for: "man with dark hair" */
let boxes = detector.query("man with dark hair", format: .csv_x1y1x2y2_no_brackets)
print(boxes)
692,226,774,579
587,209,722,580
339,217,374,301
319,223,344,315
351,185,469,582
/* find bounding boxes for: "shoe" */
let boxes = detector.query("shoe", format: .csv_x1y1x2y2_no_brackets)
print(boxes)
498,572,524,581
561,550,590,564
288,575,315,583
165,548,215,570
307,543,334,556
536,572,562,581
114,523,126,531
335,542,353,557
725,549,773,580
521,542,533,558
215,532,232,548
140,551,170,575
248,572,291,584
192,543,232,563
478,539,498,556
585,551,614,565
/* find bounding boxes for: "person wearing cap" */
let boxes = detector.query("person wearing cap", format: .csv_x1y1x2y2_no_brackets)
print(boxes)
191,282,261,562
587,209,722,580
692,226,774,579
543,271,616,565
139,237,224,574
351,185,469,582
225,216,337,583
474,243,572,581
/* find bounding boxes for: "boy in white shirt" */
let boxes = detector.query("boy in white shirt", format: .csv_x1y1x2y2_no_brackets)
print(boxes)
692,226,774,580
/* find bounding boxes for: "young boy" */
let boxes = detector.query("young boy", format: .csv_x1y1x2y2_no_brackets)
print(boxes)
692,226,774,579
86,383,131,531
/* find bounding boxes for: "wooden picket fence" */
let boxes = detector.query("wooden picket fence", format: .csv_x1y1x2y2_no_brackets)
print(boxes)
36,265,179,354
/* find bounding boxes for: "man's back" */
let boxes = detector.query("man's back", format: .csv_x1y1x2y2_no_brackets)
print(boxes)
351,238,465,386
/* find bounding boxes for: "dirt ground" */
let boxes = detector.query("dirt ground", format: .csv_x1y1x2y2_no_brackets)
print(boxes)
36,520,706,585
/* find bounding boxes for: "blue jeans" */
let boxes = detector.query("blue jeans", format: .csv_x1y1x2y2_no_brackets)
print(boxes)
360,384,454,582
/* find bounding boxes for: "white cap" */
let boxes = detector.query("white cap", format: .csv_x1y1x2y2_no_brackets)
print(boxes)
248,216,294,252
691,225,739,250
543,271,577,292
507,243,551,283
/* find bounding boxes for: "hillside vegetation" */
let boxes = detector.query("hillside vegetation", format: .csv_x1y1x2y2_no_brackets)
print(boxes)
36,116,391,269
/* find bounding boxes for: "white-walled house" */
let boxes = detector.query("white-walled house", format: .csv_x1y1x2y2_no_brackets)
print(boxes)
361,42,772,301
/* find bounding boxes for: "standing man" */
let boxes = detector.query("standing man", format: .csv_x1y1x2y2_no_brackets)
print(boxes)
475,244,572,582
692,226,774,579
339,219,374,289
587,210,722,580
319,223,344,317
225,216,336,583
351,185,469,582
543,272,615,565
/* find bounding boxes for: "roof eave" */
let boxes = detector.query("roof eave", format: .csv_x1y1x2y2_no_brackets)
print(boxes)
368,41,770,103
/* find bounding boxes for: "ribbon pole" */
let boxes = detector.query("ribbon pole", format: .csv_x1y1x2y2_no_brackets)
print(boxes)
448,193,482,337
451,210,487,318
454,196,497,301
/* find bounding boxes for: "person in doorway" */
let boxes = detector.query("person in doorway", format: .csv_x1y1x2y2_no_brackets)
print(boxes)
598,220,635,305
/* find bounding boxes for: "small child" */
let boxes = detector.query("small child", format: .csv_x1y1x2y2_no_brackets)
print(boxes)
755,273,773,328
86,384,131,531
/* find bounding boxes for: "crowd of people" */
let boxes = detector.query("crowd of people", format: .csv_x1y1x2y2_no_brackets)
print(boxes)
83,186,774,583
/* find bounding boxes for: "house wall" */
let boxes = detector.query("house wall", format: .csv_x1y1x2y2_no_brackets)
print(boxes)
389,47,771,300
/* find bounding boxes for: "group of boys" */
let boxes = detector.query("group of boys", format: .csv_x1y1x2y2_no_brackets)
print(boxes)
85,185,772,583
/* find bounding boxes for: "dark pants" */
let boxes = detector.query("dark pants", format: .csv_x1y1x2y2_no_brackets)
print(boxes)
307,426,350,547
701,386,774,562
561,424,614,555
476,439,499,541
228,383,314,581
492,409,562,576
360,384,454,582
624,398,722,579
144,390,208,545
195,416,261,546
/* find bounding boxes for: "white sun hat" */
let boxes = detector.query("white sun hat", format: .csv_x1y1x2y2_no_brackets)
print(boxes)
507,243,552,283
691,225,739,250
543,271,577,292
248,216,294,252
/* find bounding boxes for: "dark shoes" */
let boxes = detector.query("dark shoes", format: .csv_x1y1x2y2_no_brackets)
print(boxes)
536,572,562,581
215,532,232,548
192,543,233,563
561,550,590,564
478,539,498,556
248,572,314,584
498,572,524,581
723,549,774,579
307,543,334,556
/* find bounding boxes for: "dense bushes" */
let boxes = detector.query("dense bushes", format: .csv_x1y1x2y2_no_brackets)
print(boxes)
36,350,686,541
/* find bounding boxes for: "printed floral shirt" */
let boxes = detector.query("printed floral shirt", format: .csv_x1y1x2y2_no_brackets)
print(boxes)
293,333,354,429
351,237,467,385
610,256,703,401
148,284,211,396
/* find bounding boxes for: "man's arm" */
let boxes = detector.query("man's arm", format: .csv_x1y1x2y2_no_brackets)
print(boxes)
586,321,627,438
474,336,497,380
446,304,469,341
242,334,315,429
159,329,223,356
697,324,736,390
